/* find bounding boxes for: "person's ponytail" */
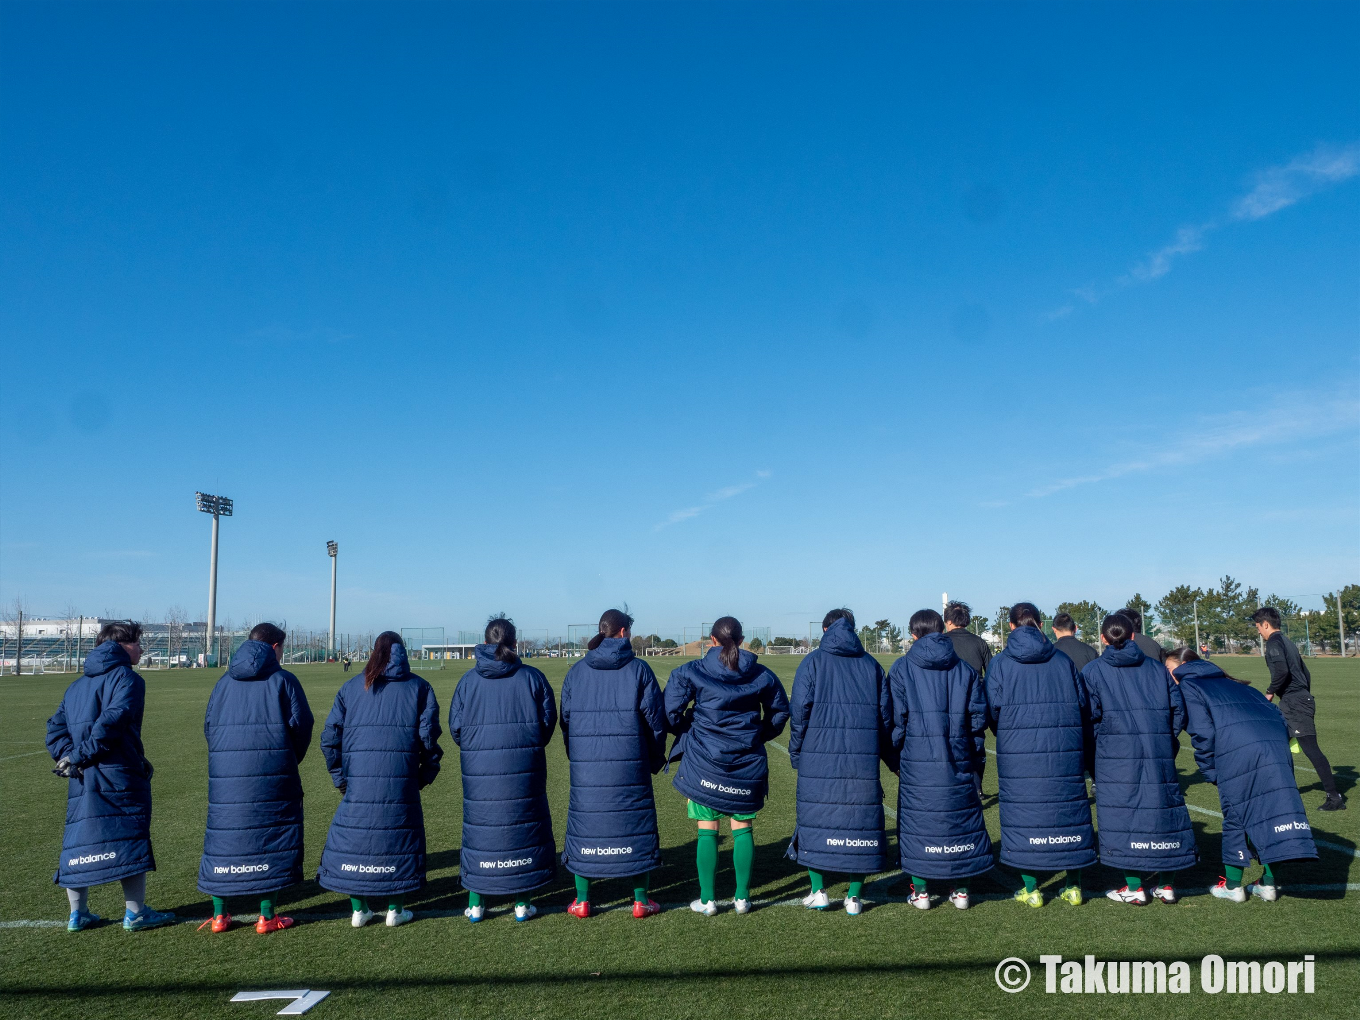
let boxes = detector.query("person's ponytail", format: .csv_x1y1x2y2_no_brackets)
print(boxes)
484,616,520,665
364,631,402,690
1100,613,1135,650
587,608,634,651
711,616,744,671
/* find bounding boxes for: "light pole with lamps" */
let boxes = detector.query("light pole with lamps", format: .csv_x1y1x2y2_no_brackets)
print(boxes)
196,492,233,667
327,541,338,656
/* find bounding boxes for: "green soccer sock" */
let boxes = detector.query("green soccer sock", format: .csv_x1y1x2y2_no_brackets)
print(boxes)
953,884,968,896
212,896,228,917
696,828,719,903
259,896,275,920
732,827,754,900
1157,871,1175,891
387,896,404,913
847,875,864,899
1124,873,1144,892
1066,869,1083,890
911,876,928,893
1225,865,1244,890
1022,874,1038,893
633,871,650,904
808,869,825,893
467,892,483,908
350,896,369,913
1262,863,1275,885
515,897,531,909
574,873,590,902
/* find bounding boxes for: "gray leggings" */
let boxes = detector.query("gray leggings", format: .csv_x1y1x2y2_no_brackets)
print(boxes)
65,873,146,915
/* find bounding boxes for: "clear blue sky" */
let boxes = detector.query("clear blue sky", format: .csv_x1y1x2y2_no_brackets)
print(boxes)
2,1,1357,638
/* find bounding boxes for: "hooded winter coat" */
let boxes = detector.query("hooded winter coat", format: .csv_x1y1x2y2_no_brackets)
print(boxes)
559,638,667,878
664,647,790,816
316,645,443,896
448,645,558,895
46,641,156,887
984,627,1096,871
198,640,314,896
1080,642,1197,871
1175,659,1317,866
784,618,894,875
888,633,992,880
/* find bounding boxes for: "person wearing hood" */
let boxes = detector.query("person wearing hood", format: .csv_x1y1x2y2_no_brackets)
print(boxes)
785,609,894,916
665,616,790,917
198,623,313,934
46,621,176,932
448,617,558,923
559,609,667,920
984,603,1096,908
1167,648,1318,903
1080,613,1196,905
317,632,442,928
888,609,992,910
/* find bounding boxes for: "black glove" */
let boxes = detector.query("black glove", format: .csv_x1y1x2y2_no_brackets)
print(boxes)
142,758,155,780
337,782,347,795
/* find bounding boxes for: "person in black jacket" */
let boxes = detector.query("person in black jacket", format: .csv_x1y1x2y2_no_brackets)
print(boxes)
944,602,993,676
1252,607,1344,811
1051,613,1098,671
1121,607,1166,664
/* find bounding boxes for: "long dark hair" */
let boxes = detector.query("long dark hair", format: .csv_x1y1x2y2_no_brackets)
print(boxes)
711,616,744,671
1101,613,1135,649
485,616,520,665
588,608,634,651
364,631,403,690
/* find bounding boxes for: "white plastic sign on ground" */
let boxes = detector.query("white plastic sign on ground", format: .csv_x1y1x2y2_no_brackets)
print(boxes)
230,989,331,1015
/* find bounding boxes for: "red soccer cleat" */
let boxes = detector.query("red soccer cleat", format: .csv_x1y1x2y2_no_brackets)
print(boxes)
255,914,295,934
566,899,591,919
197,913,232,933
632,898,661,919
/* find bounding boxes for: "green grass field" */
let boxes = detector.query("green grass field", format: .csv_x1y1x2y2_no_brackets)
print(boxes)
1,654,1356,1019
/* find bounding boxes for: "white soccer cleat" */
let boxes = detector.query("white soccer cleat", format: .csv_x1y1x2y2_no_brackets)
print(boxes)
949,889,969,910
463,905,484,923
351,908,374,928
1247,882,1278,903
386,908,414,927
733,898,752,915
844,895,862,916
1209,878,1246,903
802,889,830,911
513,904,537,922
1105,885,1149,905
908,890,931,910
689,898,718,917
1150,884,1177,904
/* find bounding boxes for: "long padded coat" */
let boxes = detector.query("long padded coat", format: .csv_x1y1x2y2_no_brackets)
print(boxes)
888,633,993,880
984,626,1096,871
1175,659,1317,866
198,640,314,896
559,638,667,878
46,641,156,887
448,645,558,896
316,645,443,896
785,618,894,875
665,647,790,816
1080,641,1197,871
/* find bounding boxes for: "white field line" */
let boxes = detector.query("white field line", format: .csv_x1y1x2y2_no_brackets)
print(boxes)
0,750,48,762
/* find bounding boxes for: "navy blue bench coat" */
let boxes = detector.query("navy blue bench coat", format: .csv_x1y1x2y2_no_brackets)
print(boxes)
448,645,558,896
198,640,314,896
1175,659,1317,866
316,645,443,897
664,648,790,816
888,633,993,880
784,618,894,875
559,638,667,878
46,641,156,888
1080,642,1197,871
984,626,1097,871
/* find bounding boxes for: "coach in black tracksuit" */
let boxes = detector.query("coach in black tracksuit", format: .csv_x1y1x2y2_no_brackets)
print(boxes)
944,603,993,795
1252,607,1344,811
1051,613,1098,671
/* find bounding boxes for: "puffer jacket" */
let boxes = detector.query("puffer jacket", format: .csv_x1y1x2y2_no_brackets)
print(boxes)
560,638,667,878
46,641,156,887
316,645,443,896
448,645,558,895
198,640,314,896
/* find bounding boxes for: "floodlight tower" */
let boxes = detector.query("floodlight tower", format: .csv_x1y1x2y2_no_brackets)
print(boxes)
327,541,338,654
196,492,233,666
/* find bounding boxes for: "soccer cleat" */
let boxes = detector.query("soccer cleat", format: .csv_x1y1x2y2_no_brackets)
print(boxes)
1105,886,1149,905
1150,884,1177,904
1210,878,1247,903
67,910,100,932
908,888,931,911
689,898,718,917
513,903,537,923
1059,885,1083,907
566,898,591,919
204,913,232,933
255,914,294,934
1247,882,1278,903
385,908,414,927
632,898,661,919
463,905,484,923
949,889,969,910
351,908,375,928
733,898,752,914
1319,793,1346,812
802,889,830,911
123,906,176,931
844,896,862,916
1014,888,1043,908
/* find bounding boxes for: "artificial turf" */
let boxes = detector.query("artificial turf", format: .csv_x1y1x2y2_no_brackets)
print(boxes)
1,654,1355,1019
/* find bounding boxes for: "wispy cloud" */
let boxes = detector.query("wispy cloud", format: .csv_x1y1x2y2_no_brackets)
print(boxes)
655,470,771,530
984,394,1358,506
1048,142,1360,319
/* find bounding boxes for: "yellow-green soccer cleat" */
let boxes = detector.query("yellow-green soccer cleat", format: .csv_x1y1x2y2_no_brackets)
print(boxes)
1014,888,1043,908
1059,885,1083,906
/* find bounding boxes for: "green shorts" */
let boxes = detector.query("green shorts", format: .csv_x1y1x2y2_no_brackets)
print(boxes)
687,799,757,823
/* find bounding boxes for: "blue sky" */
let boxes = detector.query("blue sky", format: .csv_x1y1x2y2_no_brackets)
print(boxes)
1,1,1357,638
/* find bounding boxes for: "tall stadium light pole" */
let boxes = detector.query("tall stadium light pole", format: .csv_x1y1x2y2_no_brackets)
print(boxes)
1338,590,1347,657
196,492,233,666
327,541,338,654
1193,597,1200,652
